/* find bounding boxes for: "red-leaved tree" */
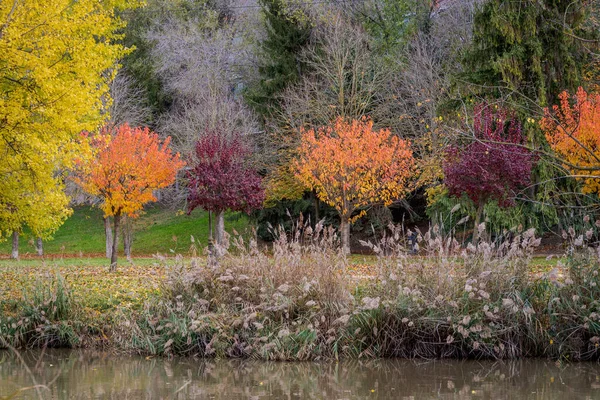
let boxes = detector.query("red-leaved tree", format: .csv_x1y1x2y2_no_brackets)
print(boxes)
444,104,534,242
187,132,264,249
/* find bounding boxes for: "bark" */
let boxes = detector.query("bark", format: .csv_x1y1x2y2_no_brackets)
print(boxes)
11,231,19,260
123,215,132,261
207,210,213,250
207,210,216,265
473,202,484,244
215,211,225,258
340,217,351,255
215,210,225,248
104,216,113,259
36,237,43,257
110,214,120,272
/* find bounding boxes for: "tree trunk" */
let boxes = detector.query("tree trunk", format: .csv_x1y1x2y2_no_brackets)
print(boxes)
104,216,113,259
36,237,43,257
313,192,320,224
110,214,120,272
340,217,351,255
215,210,225,248
123,215,132,261
473,202,484,244
11,231,19,260
207,210,213,250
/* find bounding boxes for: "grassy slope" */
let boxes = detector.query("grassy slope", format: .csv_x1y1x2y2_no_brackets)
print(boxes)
0,205,249,257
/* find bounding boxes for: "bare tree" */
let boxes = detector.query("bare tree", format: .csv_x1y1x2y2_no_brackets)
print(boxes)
259,13,391,206
375,0,481,195
149,15,260,247
278,13,387,131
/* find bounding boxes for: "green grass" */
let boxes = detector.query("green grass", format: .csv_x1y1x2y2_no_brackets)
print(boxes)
0,205,250,257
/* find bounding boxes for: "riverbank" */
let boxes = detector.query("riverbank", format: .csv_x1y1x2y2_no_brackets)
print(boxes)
1,224,599,361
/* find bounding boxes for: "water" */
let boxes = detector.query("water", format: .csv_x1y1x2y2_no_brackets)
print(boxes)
1,350,600,399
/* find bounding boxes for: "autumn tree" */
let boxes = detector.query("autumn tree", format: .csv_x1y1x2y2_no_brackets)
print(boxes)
0,0,137,251
541,88,600,196
443,105,534,242
187,131,264,250
460,0,598,220
264,13,393,222
377,0,481,205
76,124,184,270
106,72,153,260
294,118,414,254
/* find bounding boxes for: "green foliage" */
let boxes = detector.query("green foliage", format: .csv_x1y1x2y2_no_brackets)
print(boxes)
426,188,558,238
456,1,598,231
245,0,312,119
462,0,597,107
357,0,422,59
252,196,340,241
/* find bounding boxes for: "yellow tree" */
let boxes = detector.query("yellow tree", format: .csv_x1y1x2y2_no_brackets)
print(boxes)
294,117,414,254
0,0,137,245
541,88,600,196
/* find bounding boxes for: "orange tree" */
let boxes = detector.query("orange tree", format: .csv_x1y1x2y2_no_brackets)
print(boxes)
294,117,414,254
76,124,185,270
542,87,600,196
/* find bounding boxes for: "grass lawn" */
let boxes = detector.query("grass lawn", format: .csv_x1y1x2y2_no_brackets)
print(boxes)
0,205,250,257
0,257,174,323
346,253,562,276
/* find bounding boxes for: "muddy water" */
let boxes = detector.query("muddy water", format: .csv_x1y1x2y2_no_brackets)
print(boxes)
1,350,600,399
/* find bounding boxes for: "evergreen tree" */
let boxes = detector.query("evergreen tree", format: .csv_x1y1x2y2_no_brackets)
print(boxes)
246,0,312,119
463,0,597,107
357,0,420,59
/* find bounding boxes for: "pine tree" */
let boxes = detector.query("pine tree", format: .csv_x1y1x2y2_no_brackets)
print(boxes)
245,0,311,119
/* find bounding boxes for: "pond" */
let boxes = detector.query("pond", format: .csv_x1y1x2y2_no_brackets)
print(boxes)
1,350,600,399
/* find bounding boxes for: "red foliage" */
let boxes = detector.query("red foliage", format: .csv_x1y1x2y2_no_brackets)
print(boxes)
187,132,264,214
443,104,534,207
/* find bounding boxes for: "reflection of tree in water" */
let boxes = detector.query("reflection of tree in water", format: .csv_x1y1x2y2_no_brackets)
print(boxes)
1,350,600,399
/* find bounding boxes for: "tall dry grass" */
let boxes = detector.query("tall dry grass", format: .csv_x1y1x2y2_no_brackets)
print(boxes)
117,217,600,361
3,216,600,361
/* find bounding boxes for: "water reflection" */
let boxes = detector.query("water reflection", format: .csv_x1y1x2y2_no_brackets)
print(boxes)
1,350,599,399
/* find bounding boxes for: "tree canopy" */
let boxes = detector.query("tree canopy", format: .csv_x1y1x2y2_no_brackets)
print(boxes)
0,0,138,240
294,117,414,253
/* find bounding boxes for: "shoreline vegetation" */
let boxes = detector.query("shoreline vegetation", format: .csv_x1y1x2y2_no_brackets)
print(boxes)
1,220,600,362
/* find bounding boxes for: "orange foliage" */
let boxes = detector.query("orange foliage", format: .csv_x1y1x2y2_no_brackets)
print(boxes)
541,87,600,195
294,117,414,223
77,124,185,217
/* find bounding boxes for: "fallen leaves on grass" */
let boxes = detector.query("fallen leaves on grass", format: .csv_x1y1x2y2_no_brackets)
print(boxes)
0,263,165,319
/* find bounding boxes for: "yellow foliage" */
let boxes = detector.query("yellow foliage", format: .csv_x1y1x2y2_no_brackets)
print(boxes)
0,0,138,239
264,163,307,207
